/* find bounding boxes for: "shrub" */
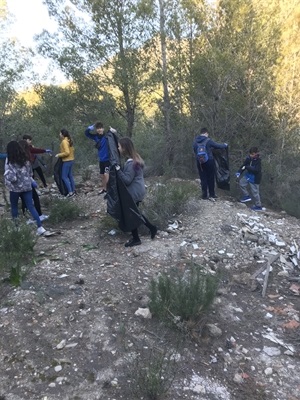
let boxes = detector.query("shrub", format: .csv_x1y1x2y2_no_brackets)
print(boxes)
0,218,36,286
143,180,198,229
47,198,82,224
128,347,178,400
149,263,218,326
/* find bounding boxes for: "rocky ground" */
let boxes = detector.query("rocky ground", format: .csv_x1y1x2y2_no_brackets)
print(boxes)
0,171,300,400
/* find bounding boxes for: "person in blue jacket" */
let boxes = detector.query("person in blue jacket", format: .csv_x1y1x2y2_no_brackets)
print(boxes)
235,146,262,211
193,127,228,200
85,122,115,195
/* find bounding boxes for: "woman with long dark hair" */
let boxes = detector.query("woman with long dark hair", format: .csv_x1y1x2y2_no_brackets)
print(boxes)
4,141,46,235
55,129,75,197
116,137,157,247
18,140,48,222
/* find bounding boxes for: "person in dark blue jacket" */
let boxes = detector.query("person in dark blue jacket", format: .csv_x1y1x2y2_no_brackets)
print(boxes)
235,147,262,211
193,127,228,200
85,122,114,194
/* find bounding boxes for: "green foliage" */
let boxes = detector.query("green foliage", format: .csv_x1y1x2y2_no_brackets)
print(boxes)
143,180,198,228
149,264,219,324
0,218,36,286
129,348,178,400
47,198,81,224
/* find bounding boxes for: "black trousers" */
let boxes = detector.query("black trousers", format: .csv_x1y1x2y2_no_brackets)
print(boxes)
131,202,156,240
197,158,216,198
33,166,47,187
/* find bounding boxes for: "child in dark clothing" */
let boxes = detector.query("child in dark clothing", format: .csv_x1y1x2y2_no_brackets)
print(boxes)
235,146,262,211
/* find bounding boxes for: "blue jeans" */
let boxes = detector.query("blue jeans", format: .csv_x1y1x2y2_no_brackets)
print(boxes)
10,191,41,227
61,160,75,194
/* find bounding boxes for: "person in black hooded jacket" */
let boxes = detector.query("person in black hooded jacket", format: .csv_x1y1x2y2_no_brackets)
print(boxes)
193,127,228,200
235,146,262,211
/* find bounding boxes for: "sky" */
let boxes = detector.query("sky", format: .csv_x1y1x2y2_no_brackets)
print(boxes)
6,0,57,47
6,0,66,85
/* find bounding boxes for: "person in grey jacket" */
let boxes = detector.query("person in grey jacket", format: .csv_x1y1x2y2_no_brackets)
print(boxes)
116,137,157,247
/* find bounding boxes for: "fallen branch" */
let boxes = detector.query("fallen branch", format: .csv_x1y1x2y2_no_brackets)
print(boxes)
262,253,280,297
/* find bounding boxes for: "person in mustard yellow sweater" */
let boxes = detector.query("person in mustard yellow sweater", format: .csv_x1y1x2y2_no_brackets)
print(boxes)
55,129,75,198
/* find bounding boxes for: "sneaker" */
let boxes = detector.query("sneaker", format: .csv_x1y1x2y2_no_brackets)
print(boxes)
251,205,263,211
209,197,216,202
125,238,141,247
240,196,252,203
26,219,35,225
36,226,46,236
66,192,75,198
39,214,49,221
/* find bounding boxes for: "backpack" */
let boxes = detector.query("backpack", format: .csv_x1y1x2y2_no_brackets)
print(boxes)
196,139,209,164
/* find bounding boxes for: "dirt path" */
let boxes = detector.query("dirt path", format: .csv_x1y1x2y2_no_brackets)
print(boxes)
0,181,300,400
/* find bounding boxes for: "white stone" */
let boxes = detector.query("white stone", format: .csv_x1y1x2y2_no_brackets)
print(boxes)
263,346,281,357
192,385,206,394
264,367,273,376
134,308,152,319
206,324,222,337
56,340,66,350
233,373,243,383
54,365,62,372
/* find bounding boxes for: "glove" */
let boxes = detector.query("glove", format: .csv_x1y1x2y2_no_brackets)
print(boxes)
45,149,52,153
235,172,240,178
109,126,117,134
115,164,120,171
88,124,94,131
224,143,228,147
31,180,38,188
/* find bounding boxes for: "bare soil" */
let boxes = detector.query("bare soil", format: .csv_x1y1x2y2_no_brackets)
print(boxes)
0,175,300,400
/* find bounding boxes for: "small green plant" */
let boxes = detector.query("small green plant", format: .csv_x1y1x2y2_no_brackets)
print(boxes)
47,198,81,224
0,218,36,286
81,167,92,182
129,348,178,400
149,263,218,325
143,180,198,228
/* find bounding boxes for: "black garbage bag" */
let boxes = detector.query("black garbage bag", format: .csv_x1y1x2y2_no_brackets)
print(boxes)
213,147,230,191
53,158,68,196
106,131,144,232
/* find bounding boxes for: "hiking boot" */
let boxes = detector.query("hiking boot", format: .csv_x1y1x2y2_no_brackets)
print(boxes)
125,238,141,247
240,195,251,203
36,226,46,236
251,205,263,211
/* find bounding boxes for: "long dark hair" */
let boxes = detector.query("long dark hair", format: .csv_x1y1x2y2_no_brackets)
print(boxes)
60,128,73,147
18,139,32,161
6,141,29,167
119,137,144,167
